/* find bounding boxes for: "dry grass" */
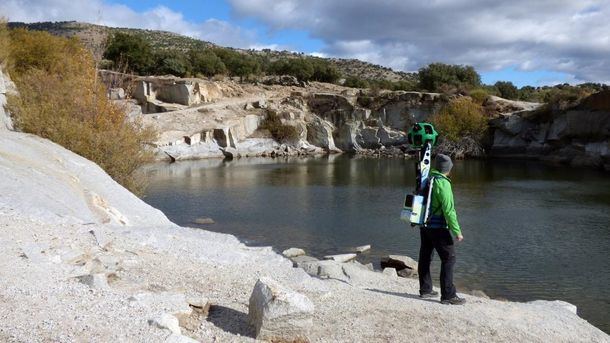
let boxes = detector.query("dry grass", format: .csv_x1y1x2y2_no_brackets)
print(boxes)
5,27,156,194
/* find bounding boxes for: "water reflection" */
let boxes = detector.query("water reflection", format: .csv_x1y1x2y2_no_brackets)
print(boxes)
143,155,610,333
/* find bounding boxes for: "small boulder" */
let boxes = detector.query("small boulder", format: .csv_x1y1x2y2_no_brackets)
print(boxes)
192,217,215,225
248,277,314,342
317,260,348,280
149,313,181,335
186,296,211,317
382,268,398,277
324,253,357,263
397,268,418,278
282,248,306,258
291,256,319,275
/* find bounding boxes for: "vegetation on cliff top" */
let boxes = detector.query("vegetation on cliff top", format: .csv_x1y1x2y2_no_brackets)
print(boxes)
431,98,488,142
260,109,299,143
1,22,155,193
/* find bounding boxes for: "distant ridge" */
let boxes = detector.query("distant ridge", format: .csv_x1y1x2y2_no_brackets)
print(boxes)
8,21,416,82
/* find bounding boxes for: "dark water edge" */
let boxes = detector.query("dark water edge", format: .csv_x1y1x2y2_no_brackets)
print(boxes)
142,155,610,334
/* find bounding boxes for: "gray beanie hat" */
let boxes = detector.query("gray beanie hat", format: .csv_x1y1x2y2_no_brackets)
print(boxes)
435,154,453,174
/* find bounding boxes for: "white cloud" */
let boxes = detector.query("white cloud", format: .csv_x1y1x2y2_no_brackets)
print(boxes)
0,0,259,48
228,0,610,83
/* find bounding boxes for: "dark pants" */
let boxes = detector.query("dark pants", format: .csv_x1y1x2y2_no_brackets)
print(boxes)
418,227,457,300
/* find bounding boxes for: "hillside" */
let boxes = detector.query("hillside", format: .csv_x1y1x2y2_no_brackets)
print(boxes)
7,21,416,82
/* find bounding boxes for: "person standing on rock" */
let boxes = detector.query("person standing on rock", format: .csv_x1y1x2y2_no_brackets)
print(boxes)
418,154,465,305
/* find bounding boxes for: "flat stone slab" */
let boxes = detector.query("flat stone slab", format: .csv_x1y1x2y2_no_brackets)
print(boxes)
282,247,306,258
323,253,357,263
354,245,371,253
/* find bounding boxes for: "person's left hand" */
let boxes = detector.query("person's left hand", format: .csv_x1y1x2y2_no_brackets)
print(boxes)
456,234,464,242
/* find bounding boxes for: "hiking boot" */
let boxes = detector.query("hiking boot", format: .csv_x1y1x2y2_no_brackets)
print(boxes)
441,296,466,305
419,290,439,298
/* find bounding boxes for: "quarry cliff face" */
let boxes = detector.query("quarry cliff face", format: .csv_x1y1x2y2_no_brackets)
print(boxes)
111,74,447,161
104,72,609,170
488,92,610,170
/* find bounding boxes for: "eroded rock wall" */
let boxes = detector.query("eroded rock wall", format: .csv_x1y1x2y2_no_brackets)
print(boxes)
489,91,610,170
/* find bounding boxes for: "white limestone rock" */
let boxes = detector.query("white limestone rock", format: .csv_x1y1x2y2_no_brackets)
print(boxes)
149,313,181,335
282,247,306,258
324,253,357,263
248,277,314,342
317,260,349,281
291,255,320,276
382,268,398,278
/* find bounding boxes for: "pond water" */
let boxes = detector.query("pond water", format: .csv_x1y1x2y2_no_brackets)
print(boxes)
143,155,610,333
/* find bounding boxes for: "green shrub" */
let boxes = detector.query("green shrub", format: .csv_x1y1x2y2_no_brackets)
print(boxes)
7,28,156,194
189,49,226,77
344,76,370,89
311,59,341,83
104,32,154,75
213,48,261,80
430,97,488,142
269,58,315,81
260,110,299,143
418,63,481,92
494,81,519,100
153,50,191,77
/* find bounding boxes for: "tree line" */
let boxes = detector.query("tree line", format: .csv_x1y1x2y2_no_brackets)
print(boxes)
103,32,608,103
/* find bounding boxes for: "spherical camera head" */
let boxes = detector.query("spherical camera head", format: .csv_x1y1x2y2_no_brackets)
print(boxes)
407,122,438,149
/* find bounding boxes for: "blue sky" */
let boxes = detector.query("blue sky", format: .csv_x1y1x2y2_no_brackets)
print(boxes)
3,0,609,87
106,0,325,53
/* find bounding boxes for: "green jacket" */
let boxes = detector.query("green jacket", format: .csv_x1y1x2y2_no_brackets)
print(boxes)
427,169,462,237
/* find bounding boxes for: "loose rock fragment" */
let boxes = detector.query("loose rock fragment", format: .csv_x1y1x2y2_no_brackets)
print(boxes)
324,253,357,263
149,313,181,335
248,277,314,342
382,268,398,277
282,247,306,258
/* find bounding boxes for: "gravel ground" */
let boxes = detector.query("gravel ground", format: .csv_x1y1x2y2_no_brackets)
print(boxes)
0,130,608,342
